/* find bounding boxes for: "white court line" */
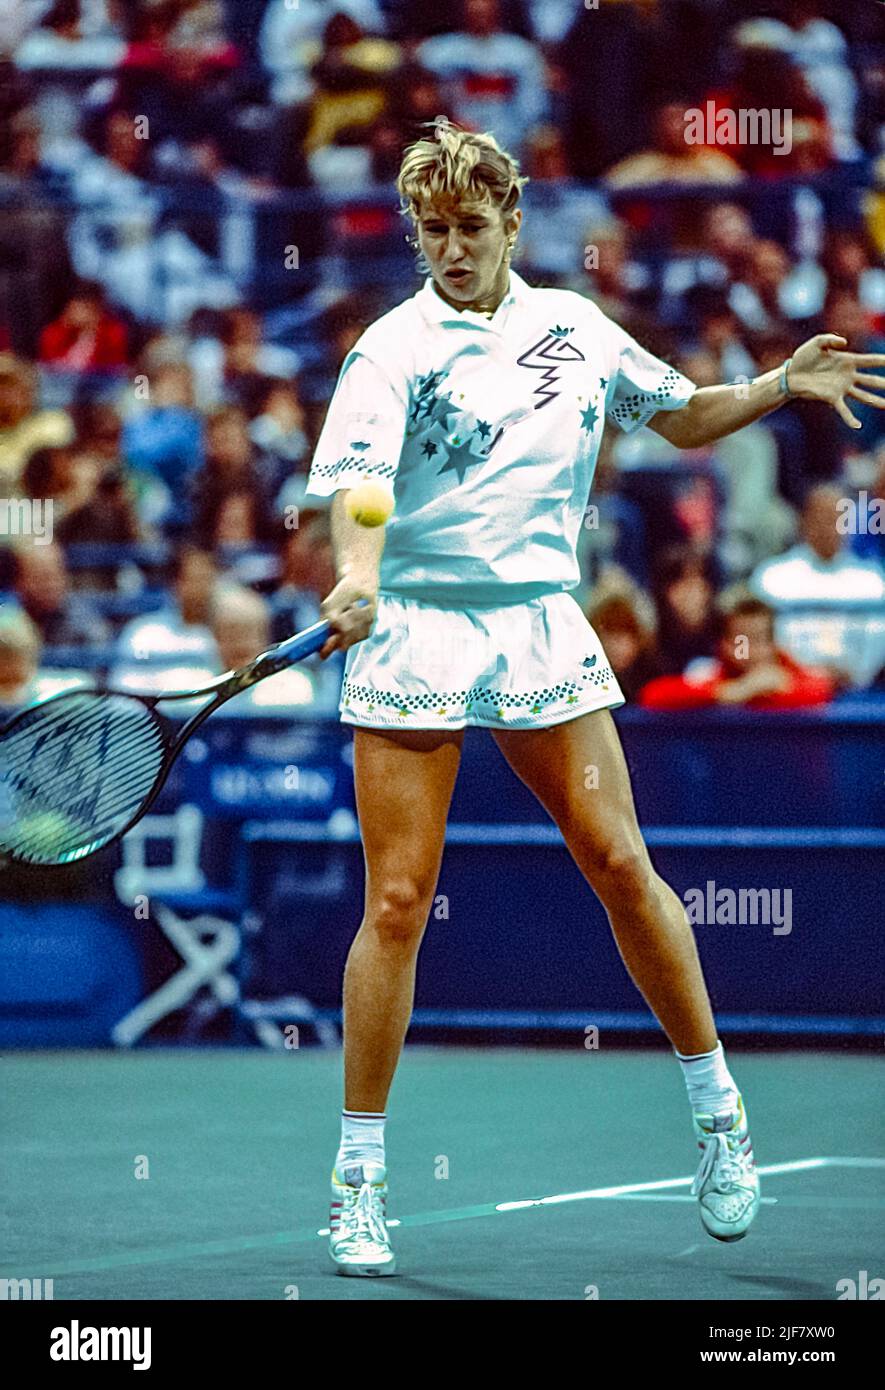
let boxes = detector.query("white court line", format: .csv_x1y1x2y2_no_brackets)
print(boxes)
496,1157,883,1213
318,1158,882,1236
616,1193,779,1204
815,1157,885,1169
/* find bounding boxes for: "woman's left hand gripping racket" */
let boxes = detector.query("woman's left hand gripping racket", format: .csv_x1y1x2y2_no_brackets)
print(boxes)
0,618,333,867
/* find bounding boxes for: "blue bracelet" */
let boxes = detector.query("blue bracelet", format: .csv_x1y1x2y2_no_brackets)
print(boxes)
779,357,795,398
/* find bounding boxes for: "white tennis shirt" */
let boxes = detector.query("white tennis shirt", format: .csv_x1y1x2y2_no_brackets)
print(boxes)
305,270,696,605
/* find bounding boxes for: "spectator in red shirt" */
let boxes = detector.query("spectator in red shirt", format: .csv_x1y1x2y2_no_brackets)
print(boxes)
38,281,128,372
638,591,834,711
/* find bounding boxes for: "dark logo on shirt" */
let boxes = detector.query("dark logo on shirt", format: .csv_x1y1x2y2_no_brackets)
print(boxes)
516,325,585,409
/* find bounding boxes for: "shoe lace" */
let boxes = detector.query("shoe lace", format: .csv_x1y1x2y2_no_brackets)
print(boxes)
343,1181,388,1247
691,1131,745,1196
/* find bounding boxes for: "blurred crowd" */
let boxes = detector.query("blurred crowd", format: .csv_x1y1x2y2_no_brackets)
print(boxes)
1,0,884,719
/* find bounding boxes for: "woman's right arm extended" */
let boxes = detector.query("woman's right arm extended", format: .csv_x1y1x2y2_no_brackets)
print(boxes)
318,489,387,658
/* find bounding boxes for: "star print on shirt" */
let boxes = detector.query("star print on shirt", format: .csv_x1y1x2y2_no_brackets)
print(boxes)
407,370,508,484
579,402,599,431
436,434,486,484
414,369,446,400
427,392,460,430
423,369,447,390
409,369,449,424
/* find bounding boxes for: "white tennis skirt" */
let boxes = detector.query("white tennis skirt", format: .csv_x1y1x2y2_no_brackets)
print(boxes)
339,590,625,730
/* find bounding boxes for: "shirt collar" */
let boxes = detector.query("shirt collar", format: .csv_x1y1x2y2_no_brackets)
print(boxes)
416,269,528,331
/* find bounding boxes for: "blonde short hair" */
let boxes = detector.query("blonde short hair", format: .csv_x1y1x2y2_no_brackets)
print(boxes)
397,117,528,229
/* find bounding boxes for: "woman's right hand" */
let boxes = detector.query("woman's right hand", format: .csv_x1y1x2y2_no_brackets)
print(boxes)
319,570,378,658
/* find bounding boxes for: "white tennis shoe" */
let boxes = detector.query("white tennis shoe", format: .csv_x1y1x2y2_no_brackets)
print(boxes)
329,1161,396,1276
691,1094,760,1242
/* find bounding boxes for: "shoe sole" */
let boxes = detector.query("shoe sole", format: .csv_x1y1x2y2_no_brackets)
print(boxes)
331,1254,397,1277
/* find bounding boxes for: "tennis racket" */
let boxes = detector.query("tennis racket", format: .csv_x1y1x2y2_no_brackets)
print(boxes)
0,618,333,868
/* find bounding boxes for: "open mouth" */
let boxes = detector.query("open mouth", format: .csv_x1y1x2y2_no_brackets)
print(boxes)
445,269,471,283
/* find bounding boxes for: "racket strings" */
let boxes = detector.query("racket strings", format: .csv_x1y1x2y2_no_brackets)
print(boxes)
0,693,167,864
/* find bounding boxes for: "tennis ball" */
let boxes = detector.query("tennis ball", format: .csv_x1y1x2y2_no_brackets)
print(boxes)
18,810,76,855
345,479,394,528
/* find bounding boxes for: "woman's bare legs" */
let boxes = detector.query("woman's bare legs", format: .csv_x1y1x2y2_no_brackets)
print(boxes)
493,708,717,1055
343,725,464,1112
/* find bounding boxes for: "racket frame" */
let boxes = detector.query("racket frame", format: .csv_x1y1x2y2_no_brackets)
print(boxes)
0,618,332,868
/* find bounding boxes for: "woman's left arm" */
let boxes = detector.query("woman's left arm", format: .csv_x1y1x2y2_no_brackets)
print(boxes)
648,333,885,449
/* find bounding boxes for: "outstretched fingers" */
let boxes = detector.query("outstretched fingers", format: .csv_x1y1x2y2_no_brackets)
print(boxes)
835,396,863,430
848,386,885,409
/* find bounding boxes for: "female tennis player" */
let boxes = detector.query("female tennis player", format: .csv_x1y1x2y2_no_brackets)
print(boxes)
305,121,885,1276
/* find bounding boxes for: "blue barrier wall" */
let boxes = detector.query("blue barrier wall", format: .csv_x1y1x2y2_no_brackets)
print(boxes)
239,829,884,1034
0,904,145,1047
1,699,882,1042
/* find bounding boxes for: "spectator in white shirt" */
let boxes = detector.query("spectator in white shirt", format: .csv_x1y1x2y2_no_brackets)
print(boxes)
15,0,125,159
14,0,124,70
259,0,387,106
111,579,314,715
63,110,238,324
209,585,316,713
418,0,548,160
750,484,885,687
115,547,219,665
780,1,861,163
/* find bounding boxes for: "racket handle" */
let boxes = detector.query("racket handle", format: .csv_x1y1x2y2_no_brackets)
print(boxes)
255,619,332,677
251,600,371,680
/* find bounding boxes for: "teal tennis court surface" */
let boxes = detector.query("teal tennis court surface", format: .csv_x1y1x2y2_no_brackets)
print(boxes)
4,1046,882,1302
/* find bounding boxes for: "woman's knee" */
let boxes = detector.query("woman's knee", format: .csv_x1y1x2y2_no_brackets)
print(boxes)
365,876,434,945
579,836,656,903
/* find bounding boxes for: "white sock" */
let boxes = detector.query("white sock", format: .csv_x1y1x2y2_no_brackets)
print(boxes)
675,1040,739,1118
336,1110,386,1173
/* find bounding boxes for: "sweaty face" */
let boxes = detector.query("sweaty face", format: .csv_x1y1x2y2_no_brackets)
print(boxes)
417,199,518,311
